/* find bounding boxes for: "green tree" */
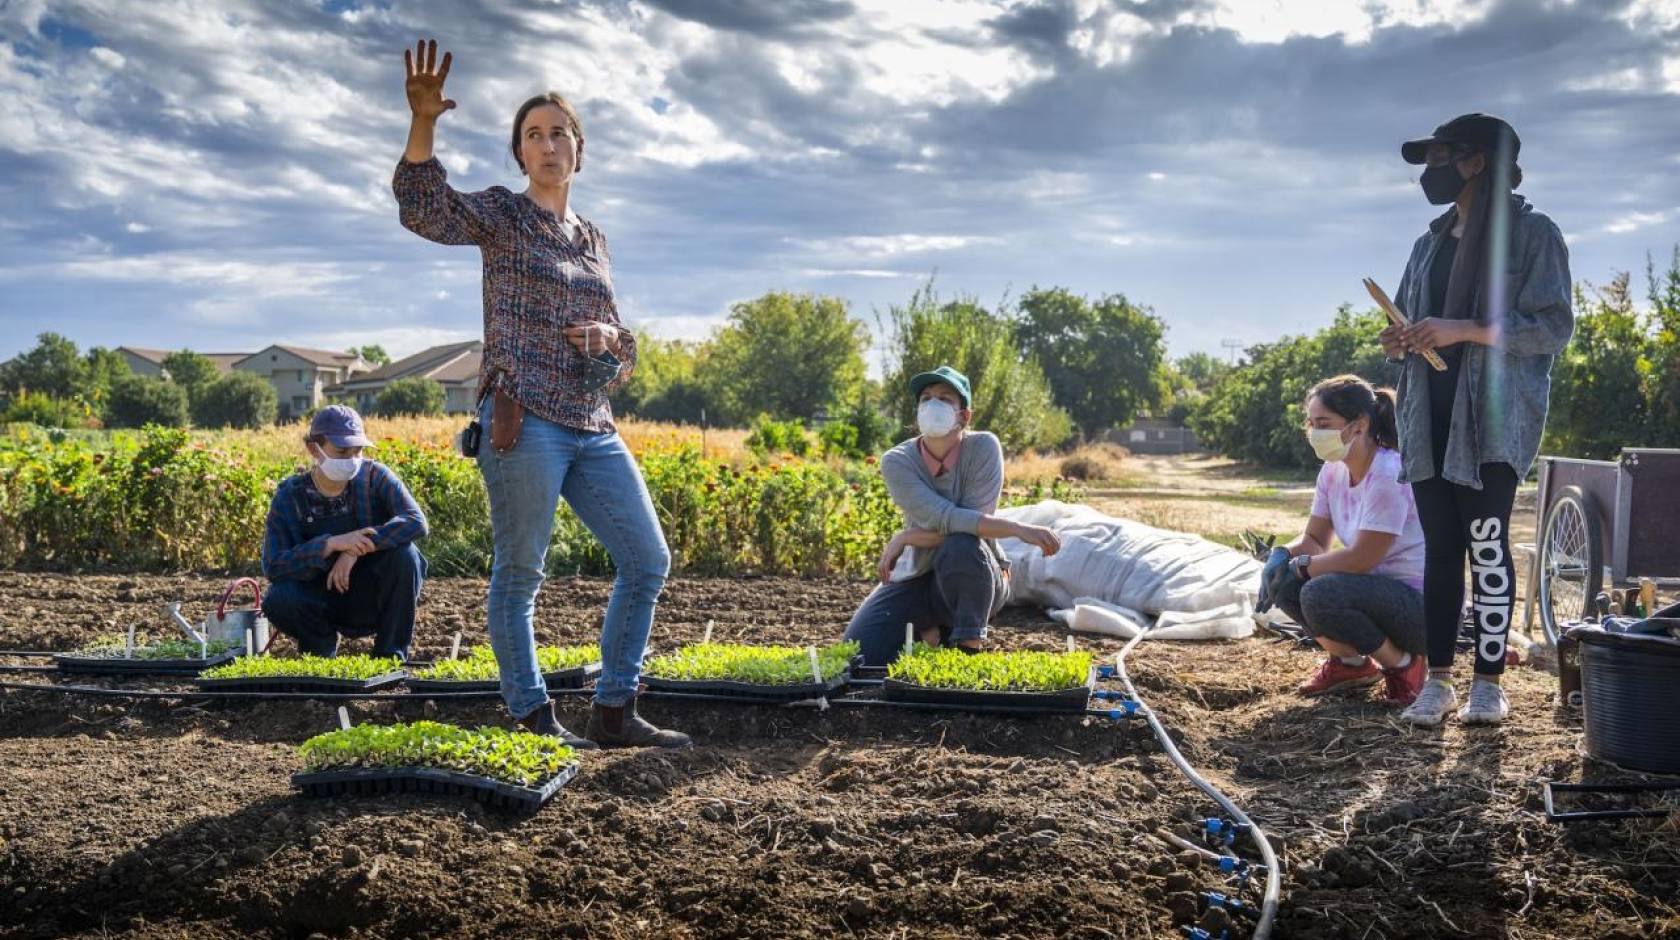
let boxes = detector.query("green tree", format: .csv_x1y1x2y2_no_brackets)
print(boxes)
705,292,868,424
611,333,716,424
0,333,85,399
193,372,279,429
1,391,93,428
161,350,219,401
1014,287,1170,436
1645,246,1680,448
82,346,133,406
1173,352,1231,393
1542,275,1652,459
104,375,189,429
376,377,446,416
356,345,391,367
1188,307,1395,469
881,284,1072,453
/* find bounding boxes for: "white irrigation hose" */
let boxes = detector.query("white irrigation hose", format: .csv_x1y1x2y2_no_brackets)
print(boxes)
1113,632,1281,940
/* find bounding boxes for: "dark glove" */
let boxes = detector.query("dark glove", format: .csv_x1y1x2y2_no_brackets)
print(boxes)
1255,547,1290,613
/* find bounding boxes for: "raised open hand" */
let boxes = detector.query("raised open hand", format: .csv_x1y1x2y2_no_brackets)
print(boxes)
403,38,455,121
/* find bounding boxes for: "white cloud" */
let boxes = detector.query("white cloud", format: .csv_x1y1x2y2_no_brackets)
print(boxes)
790,234,1000,257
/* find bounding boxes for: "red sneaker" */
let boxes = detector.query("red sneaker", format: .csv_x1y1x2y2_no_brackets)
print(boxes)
1380,655,1428,706
1297,657,1381,697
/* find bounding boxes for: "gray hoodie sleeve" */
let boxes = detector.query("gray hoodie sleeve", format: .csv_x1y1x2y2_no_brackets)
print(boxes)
879,436,1001,536
1501,215,1574,358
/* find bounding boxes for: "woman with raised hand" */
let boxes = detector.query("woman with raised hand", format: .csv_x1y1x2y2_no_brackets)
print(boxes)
392,39,688,749
1378,113,1573,727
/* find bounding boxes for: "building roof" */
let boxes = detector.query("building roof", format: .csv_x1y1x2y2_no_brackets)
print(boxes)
234,344,366,369
328,341,483,393
117,346,251,374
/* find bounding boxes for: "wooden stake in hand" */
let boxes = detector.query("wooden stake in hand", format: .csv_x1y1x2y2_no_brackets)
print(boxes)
1364,277,1447,372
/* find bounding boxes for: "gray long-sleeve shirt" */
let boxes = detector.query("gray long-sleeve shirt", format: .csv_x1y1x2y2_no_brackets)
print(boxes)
1393,195,1574,488
879,431,1008,578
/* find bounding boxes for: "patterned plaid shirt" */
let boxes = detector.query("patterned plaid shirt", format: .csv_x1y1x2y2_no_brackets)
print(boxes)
262,462,428,582
393,157,637,432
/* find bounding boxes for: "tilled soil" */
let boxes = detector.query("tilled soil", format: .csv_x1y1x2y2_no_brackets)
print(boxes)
0,571,1676,939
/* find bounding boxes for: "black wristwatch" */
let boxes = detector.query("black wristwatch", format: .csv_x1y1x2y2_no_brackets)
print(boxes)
1291,554,1313,581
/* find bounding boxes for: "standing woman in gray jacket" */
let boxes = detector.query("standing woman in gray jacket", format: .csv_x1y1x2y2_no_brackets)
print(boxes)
1377,114,1573,727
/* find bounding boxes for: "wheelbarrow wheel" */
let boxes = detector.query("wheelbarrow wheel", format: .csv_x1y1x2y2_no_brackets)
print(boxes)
1538,485,1603,647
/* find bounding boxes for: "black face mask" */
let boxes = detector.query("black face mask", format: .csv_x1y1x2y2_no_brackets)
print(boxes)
1420,163,1468,205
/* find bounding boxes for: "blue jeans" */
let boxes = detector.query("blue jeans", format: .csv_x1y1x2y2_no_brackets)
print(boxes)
476,405,671,716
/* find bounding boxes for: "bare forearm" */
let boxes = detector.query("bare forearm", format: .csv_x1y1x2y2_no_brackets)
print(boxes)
897,528,945,549
1305,545,1383,576
404,115,437,164
1286,534,1327,556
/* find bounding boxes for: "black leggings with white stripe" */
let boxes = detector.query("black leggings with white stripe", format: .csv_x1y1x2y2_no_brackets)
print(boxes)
1411,358,1517,677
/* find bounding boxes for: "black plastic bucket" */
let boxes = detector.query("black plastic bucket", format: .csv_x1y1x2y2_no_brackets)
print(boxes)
1578,626,1680,775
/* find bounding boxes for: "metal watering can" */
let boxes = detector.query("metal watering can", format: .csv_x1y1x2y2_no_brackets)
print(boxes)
166,578,271,656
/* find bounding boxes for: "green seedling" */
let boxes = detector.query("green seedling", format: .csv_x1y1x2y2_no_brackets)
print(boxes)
299,720,576,788
202,653,401,681
887,644,1092,692
644,640,859,685
414,645,601,682
70,632,241,661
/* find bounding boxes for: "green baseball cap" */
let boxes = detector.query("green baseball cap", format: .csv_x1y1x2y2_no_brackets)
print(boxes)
909,365,971,408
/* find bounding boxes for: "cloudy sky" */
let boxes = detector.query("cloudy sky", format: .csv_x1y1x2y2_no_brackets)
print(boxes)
2,0,1678,368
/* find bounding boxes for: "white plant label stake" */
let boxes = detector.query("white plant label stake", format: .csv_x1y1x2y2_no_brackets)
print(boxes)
337,706,352,731
450,631,462,661
703,620,715,645
1066,634,1076,653
245,627,254,659
807,645,829,712
124,623,136,659
904,622,915,658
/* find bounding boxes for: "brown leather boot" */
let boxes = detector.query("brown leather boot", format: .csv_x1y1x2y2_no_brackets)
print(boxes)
516,700,599,750
585,697,692,749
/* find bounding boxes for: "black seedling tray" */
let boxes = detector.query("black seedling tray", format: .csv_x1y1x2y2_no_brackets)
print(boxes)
292,763,578,813
405,662,602,694
54,650,240,676
881,671,1095,713
195,670,408,694
642,670,851,702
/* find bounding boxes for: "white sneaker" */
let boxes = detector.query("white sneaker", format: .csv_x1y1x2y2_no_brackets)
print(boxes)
1457,679,1509,725
1400,679,1458,726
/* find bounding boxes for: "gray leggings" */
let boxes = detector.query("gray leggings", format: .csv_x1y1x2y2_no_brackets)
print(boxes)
1274,572,1426,657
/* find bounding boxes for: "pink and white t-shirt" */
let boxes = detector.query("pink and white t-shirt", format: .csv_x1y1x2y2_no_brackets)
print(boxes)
1309,447,1426,593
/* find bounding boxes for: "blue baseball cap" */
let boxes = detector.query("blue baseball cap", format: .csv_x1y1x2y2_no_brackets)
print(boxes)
309,404,371,448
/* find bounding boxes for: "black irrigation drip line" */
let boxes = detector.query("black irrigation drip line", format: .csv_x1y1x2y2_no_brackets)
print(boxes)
0,651,59,658
0,664,58,674
1111,634,1281,940
0,679,1125,717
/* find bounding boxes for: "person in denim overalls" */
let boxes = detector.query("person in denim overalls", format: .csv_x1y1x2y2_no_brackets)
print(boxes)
261,406,429,660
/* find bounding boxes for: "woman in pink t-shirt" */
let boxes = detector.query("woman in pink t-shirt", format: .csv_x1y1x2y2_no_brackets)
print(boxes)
1259,375,1430,705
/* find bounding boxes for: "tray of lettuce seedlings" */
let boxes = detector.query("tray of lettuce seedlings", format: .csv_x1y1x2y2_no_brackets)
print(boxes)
406,644,601,693
196,653,406,693
883,645,1095,713
53,633,243,676
293,721,579,812
641,640,859,701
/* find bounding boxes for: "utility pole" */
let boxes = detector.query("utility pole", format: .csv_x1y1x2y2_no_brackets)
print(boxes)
1220,338,1243,365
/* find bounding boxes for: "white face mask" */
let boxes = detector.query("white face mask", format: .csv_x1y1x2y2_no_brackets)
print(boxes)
917,399,960,438
1306,426,1352,463
312,447,364,483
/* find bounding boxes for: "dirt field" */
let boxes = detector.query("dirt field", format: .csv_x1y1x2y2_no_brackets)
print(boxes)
1,461,1674,940
3,572,1675,940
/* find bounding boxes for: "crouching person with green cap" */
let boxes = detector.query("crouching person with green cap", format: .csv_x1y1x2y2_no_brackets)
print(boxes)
843,366,1063,666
